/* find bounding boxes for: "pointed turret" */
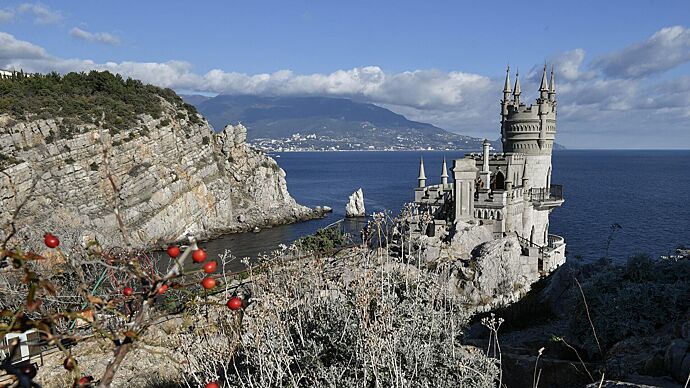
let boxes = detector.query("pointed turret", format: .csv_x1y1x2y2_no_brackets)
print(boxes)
548,65,556,102
539,63,549,99
521,161,530,188
501,65,512,118
503,65,512,95
418,157,427,188
513,69,521,105
441,156,449,185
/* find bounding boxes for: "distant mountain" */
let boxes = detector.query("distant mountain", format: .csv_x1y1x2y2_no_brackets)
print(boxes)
180,94,212,106
183,95,487,151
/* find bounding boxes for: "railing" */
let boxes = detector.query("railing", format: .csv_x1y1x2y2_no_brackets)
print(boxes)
547,234,565,248
514,233,544,250
529,184,563,202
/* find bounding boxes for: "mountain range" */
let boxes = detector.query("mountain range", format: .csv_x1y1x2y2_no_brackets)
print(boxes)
182,94,563,152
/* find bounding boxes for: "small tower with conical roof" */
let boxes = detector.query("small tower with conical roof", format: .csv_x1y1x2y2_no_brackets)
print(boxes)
441,157,449,185
548,65,556,104
418,157,427,188
513,69,521,106
539,63,549,100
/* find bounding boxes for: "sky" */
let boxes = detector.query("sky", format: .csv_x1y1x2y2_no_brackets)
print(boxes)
1,1,689,149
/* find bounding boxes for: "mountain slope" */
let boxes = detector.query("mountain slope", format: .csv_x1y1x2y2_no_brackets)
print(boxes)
186,95,486,151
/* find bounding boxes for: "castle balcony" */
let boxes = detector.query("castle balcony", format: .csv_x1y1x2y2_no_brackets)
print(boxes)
515,232,566,273
528,184,564,209
547,234,565,248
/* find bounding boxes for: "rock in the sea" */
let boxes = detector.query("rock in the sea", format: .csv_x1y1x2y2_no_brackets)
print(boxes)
345,188,366,217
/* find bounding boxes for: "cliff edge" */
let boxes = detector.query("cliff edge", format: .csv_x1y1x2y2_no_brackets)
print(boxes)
0,71,320,250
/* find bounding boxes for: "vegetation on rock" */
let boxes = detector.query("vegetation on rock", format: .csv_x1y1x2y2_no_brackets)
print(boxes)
0,70,202,136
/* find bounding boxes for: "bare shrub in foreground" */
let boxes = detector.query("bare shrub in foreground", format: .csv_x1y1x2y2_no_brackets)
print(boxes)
221,244,499,387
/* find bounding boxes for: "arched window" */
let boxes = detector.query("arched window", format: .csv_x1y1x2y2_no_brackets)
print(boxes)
547,167,552,189
491,170,506,190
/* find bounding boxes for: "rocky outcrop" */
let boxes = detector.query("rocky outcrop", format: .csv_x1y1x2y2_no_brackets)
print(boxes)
0,101,323,252
345,188,365,217
446,235,540,312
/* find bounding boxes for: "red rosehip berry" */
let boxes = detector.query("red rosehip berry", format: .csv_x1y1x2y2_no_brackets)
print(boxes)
226,296,243,311
192,249,207,263
166,246,180,258
205,381,219,388
203,260,217,273
77,376,92,386
44,233,60,248
201,277,216,290
157,284,169,294
123,287,134,297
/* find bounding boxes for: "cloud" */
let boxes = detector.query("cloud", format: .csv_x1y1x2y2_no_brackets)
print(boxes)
0,31,48,61
0,9,14,23
0,3,63,25
17,3,63,24
1,28,690,148
592,26,690,78
69,27,120,45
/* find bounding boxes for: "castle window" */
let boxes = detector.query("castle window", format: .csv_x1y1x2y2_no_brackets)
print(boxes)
491,171,505,190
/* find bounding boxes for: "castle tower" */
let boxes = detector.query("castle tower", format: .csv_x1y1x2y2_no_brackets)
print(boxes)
500,64,557,189
452,159,478,221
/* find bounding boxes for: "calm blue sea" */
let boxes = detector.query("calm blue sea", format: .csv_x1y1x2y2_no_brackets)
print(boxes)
201,150,690,263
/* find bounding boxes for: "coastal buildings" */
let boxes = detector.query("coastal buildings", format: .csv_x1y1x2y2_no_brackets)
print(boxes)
0,69,17,78
414,64,566,274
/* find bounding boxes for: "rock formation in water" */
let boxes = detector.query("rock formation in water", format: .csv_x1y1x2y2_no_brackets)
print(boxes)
0,73,323,251
345,188,366,217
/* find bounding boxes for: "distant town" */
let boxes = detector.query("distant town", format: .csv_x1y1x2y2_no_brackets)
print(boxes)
249,132,480,152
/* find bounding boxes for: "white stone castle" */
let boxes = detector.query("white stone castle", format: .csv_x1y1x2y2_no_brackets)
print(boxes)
414,64,566,273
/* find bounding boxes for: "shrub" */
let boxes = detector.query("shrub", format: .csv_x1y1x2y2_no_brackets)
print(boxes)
295,226,348,253
566,255,690,357
225,248,499,387
0,71,198,135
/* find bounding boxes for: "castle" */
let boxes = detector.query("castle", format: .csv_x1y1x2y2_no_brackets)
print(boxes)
413,65,566,274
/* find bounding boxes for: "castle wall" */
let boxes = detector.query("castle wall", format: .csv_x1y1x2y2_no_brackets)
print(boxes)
521,206,550,246
523,154,552,189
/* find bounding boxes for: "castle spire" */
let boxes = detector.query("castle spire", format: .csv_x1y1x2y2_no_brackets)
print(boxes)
548,65,556,102
513,69,521,105
539,63,548,91
503,65,512,94
418,157,427,188
441,156,449,185
539,63,549,99
521,160,530,188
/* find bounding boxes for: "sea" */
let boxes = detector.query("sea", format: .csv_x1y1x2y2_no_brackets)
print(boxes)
199,150,690,264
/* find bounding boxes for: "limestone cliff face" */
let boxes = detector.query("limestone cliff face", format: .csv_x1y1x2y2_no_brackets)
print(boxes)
0,100,315,250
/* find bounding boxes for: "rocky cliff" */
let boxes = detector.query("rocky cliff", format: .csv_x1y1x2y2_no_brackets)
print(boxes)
0,93,320,251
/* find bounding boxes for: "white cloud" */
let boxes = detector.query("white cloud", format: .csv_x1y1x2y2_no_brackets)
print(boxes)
1,28,690,148
0,9,14,23
0,31,48,62
69,27,120,45
17,3,62,24
592,26,690,78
